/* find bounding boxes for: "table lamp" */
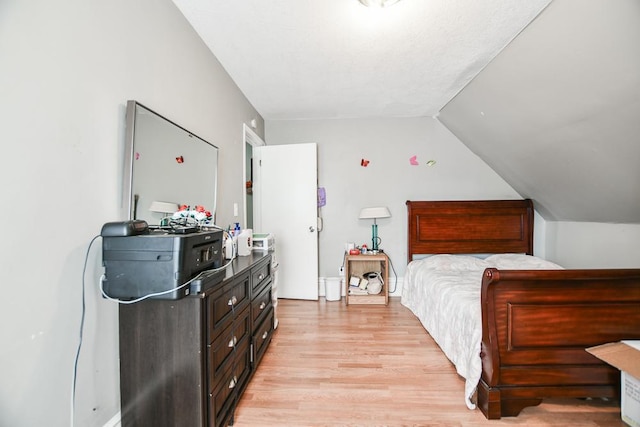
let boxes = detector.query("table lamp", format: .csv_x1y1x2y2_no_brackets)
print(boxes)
149,200,179,226
359,206,391,253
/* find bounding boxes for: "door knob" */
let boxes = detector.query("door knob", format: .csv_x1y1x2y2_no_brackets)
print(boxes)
309,226,315,232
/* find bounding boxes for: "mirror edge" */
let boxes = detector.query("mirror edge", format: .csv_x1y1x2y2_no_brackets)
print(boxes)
122,100,137,220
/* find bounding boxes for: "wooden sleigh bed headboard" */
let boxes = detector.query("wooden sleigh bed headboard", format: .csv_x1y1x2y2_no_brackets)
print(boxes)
406,199,534,262
404,199,640,420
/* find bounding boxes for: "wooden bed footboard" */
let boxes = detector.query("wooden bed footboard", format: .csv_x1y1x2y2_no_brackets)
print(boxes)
479,268,640,419
405,199,640,419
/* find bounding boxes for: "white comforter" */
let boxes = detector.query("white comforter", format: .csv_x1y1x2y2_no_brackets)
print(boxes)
401,254,563,410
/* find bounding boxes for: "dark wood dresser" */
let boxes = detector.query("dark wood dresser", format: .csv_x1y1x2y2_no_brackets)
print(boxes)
118,252,274,427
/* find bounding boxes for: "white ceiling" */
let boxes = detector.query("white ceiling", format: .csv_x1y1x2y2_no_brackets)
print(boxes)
172,0,639,224
172,0,551,120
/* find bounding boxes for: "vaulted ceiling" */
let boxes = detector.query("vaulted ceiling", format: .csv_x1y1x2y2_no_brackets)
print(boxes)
438,0,640,223
173,0,639,224
172,0,551,119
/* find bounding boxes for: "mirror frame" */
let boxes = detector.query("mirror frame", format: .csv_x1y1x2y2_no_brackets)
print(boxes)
122,100,219,223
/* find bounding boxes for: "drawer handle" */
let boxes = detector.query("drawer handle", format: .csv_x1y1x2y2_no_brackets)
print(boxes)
228,336,237,348
228,295,238,306
262,331,268,340
259,302,266,310
229,376,238,389
258,273,264,281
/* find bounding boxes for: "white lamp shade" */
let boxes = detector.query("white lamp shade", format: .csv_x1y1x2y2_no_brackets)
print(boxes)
149,201,179,214
359,206,391,220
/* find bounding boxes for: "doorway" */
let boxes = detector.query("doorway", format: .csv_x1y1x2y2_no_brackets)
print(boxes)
243,124,265,229
253,143,319,300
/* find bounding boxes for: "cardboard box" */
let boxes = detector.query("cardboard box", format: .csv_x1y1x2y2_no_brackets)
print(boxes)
587,341,640,427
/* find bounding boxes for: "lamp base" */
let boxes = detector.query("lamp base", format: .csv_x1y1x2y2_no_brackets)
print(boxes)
371,224,378,252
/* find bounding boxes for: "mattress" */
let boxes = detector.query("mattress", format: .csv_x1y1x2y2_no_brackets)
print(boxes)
401,254,563,409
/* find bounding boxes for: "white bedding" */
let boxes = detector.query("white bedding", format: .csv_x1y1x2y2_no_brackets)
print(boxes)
401,254,563,410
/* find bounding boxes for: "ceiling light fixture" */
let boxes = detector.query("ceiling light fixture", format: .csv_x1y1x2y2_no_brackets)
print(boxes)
358,0,401,7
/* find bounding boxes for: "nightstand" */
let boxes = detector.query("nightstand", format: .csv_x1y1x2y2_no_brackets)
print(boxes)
344,253,389,305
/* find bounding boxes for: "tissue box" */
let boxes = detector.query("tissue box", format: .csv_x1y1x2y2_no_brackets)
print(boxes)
252,233,274,251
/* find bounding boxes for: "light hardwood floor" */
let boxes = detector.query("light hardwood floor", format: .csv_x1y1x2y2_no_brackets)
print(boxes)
234,298,625,426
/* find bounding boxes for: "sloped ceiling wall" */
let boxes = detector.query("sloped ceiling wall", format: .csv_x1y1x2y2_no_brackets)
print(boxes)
438,0,640,223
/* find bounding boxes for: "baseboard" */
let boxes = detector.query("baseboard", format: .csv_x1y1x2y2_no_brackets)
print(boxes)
389,276,403,297
103,411,121,427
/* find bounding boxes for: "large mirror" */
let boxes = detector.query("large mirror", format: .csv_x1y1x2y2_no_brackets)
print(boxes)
122,101,219,225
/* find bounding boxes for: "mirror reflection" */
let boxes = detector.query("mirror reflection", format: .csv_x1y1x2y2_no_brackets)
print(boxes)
123,101,219,225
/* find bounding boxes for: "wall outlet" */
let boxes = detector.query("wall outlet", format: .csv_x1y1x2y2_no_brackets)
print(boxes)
339,266,345,276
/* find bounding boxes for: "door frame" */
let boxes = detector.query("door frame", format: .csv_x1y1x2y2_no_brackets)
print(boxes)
242,124,265,229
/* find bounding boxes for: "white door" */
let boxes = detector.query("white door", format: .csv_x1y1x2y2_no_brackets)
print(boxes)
253,143,318,300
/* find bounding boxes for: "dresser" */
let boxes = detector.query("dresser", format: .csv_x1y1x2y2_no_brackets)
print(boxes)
118,252,273,427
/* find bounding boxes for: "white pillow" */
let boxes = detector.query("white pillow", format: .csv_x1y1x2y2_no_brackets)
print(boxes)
418,254,491,271
484,253,563,270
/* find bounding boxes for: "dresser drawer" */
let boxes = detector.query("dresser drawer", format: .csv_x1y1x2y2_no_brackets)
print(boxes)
251,257,271,293
251,282,272,328
207,272,250,343
208,338,251,427
252,308,274,367
208,305,250,382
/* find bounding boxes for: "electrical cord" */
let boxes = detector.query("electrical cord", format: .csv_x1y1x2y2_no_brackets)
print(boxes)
99,256,234,305
74,224,233,426
100,273,195,304
100,224,235,304
72,234,100,427
386,253,399,294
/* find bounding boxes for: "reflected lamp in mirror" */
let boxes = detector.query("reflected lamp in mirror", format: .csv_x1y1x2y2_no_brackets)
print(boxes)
149,200,178,226
359,206,391,253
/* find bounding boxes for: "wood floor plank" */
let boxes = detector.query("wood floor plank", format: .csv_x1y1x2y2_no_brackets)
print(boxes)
234,298,625,426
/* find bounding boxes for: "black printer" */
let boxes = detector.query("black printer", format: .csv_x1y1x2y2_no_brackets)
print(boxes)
101,226,223,300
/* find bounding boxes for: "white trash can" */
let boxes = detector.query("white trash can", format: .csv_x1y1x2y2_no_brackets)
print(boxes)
325,277,342,301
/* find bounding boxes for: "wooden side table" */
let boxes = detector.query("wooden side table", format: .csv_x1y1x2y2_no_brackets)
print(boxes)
344,253,389,306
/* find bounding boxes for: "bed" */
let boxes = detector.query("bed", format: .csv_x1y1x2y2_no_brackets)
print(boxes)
403,199,640,419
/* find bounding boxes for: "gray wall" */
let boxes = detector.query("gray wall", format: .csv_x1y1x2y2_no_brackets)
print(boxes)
0,0,262,425
266,117,522,283
435,0,640,269
267,116,640,277
438,0,640,225
545,221,640,268
1,1,637,425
